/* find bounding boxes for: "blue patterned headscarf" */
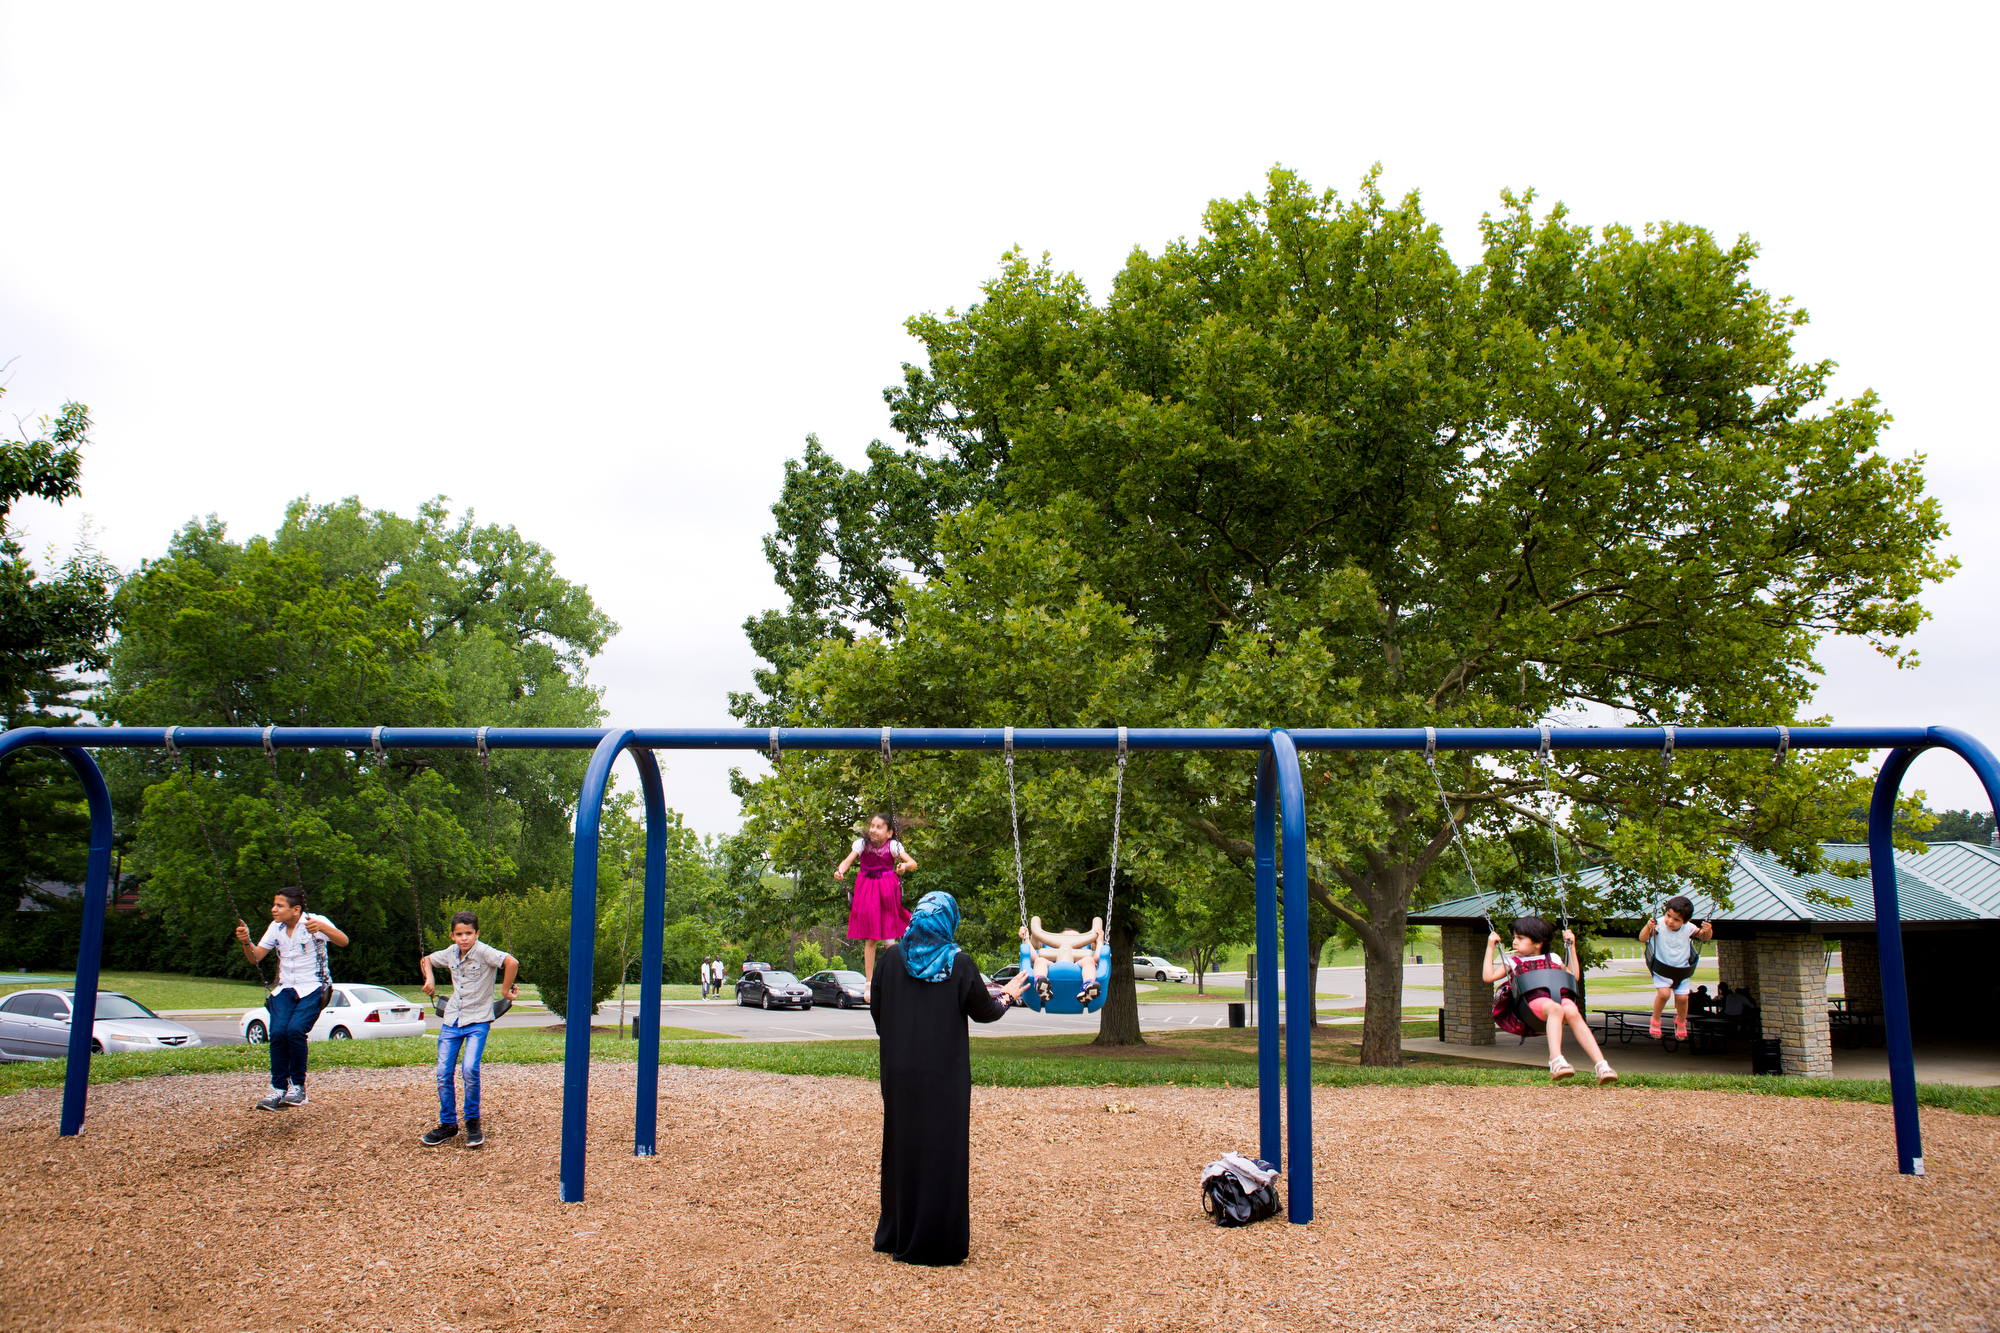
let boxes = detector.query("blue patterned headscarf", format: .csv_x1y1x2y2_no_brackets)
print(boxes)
899,891,962,983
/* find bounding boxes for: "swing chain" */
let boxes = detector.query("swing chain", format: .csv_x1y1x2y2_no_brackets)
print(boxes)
1534,722,1573,934
1005,727,1029,936
880,727,898,837
1423,726,1505,943
168,727,269,989
1650,724,1676,923
262,726,308,893
369,732,428,961
1104,726,1127,940
477,727,497,895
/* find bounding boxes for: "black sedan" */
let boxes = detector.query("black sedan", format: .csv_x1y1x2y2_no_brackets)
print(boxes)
736,969,814,1010
804,970,869,1008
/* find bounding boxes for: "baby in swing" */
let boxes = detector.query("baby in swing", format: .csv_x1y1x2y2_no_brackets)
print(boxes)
1021,915,1105,1006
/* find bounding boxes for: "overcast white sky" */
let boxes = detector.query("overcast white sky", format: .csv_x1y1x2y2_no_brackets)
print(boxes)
2,3,1994,835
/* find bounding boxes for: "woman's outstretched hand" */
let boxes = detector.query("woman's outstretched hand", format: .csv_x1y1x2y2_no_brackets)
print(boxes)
1001,972,1030,1001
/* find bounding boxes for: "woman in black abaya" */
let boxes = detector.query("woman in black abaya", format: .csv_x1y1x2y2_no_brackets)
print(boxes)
871,890,1030,1266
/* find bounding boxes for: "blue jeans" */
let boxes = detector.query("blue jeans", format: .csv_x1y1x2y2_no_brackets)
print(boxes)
436,1022,490,1124
266,986,325,1090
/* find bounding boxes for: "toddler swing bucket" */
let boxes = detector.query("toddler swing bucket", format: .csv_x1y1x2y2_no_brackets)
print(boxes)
1017,942,1113,1015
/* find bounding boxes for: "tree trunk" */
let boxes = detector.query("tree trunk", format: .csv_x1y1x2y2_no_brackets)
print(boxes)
1304,910,1339,1028
1092,917,1143,1047
1357,905,1408,1066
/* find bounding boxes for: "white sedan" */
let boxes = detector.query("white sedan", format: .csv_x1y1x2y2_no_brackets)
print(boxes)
0,989,203,1058
1132,955,1192,983
241,984,425,1044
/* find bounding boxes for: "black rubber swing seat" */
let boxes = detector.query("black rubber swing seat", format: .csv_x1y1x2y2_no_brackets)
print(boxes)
1643,940,1702,986
1510,967,1581,1035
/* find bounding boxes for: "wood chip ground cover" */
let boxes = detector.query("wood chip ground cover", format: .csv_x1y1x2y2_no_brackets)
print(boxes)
0,1064,1992,1332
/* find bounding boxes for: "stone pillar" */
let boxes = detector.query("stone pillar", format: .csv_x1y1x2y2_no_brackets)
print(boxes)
1440,925,1495,1046
1717,937,1759,996
1754,932,1832,1077
1840,934,1883,1013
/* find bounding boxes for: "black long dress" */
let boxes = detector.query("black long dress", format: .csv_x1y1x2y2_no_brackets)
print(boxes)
870,943,1010,1266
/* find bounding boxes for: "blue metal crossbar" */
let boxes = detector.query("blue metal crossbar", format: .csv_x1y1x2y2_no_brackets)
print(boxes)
5,723,1996,1209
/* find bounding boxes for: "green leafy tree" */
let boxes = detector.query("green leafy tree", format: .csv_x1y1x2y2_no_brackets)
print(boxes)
736,168,1950,1061
99,497,614,980
0,396,119,904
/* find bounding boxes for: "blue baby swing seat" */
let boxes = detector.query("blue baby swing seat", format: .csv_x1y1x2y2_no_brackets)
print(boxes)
1016,937,1114,1016
1004,725,1125,1018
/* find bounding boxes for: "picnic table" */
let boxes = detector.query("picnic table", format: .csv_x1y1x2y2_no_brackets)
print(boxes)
1591,1008,1751,1055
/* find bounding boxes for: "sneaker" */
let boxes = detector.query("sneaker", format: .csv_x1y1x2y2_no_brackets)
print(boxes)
255,1088,288,1111
420,1122,460,1147
282,1083,309,1107
1036,976,1053,1004
1080,981,1102,1005
464,1118,484,1148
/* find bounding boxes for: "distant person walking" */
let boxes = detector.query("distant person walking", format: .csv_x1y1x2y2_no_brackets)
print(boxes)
699,958,712,998
234,886,349,1111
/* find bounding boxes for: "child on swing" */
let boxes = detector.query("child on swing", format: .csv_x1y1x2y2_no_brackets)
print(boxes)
1640,894,1713,1040
1484,914,1618,1085
835,811,916,1002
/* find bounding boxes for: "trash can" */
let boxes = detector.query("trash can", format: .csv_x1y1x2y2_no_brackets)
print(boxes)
1751,1038,1783,1075
1227,1002,1246,1028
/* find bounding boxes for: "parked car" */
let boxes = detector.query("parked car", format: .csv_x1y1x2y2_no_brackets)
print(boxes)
240,985,425,1044
1132,955,1191,983
0,989,202,1059
735,969,813,1010
990,964,1023,984
804,969,869,1008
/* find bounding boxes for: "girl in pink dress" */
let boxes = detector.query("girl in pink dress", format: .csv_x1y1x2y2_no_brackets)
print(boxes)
836,813,917,996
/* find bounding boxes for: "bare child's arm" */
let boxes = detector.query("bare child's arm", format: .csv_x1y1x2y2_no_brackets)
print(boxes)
1480,933,1507,984
1696,920,1715,942
501,953,519,1000
1638,917,1657,943
1561,929,1580,980
834,846,859,879
894,845,917,874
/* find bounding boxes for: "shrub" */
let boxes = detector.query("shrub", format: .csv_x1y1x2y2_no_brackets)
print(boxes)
508,883,619,1023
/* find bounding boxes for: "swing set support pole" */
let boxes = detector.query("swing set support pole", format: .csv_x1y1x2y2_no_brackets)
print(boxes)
1865,728,2000,1177
632,749,669,1158
561,729,637,1203
1272,730,1314,1225
1253,750,1280,1167
0,731,115,1138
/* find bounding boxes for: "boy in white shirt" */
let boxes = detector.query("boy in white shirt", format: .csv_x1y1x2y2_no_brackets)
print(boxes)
1639,894,1714,1040
234,886,349,1111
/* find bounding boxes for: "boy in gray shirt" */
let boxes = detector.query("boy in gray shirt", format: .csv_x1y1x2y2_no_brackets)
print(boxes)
419,911,518,1148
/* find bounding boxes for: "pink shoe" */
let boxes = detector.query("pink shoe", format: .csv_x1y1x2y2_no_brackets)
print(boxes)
1649,1017,1663,1039
1675,1019,1690,1040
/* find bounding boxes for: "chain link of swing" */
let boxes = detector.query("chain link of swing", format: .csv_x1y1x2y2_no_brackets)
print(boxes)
1004,726,1125,942
165,729,269,989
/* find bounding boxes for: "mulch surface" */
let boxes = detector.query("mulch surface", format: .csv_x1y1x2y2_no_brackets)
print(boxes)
0,1062,1994,1331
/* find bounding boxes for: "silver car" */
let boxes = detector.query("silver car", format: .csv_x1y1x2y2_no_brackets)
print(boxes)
0,989,203,1059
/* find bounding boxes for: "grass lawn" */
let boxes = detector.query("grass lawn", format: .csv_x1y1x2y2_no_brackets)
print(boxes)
9,1019,1993,1118
0,971,277,1012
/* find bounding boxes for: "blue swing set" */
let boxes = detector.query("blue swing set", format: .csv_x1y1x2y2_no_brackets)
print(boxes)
4,721,1995,1224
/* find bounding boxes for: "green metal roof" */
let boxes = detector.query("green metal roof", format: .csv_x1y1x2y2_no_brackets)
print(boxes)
1409,842,1992,930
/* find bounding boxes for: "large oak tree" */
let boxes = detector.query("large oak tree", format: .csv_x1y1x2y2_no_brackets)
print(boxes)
735,169,1950,1059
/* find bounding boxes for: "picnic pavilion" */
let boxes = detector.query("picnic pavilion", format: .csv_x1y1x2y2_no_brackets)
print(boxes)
1412,840,2000,1076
